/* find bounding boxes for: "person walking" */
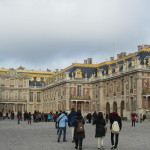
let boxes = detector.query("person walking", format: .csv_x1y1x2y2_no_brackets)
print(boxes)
57,111,68,142
17,111,21,124
68,108,77,142
92,111,97,124
28,112,32,124
140,113,143,123
86,113,92,123
73,110,85,150
143,114,146,121
106,114,109,124
54,111,59,128
93,112,106,150
110,112,122,150
131,113,136,127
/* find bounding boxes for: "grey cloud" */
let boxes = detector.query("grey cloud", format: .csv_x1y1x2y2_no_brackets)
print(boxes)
0,0,150,70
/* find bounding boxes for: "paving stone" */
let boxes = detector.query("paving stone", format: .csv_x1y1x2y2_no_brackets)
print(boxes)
0,119,150,150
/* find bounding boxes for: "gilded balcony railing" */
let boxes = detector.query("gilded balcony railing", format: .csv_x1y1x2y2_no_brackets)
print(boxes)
143,89,150,94
70,96,90,100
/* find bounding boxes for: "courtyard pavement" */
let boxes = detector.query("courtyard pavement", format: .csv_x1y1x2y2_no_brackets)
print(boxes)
0,119,150,150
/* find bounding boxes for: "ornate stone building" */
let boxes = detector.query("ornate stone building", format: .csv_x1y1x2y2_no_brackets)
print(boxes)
0,68,53,113
0,45,150,120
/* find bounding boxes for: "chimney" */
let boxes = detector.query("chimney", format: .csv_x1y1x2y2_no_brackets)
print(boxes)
117,54,121,59
55,69,59,72
138,44,150,51
87,58,93,64
110,57,114,61
84,59,87,64
117,52,126,59
121,52,126,57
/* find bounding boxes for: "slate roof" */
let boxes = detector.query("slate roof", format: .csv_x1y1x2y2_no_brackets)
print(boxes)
67,66,97,78
29,77,46,86
50,49,150,78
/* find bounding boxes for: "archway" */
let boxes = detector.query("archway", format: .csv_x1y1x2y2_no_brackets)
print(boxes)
106,102,110,115
113,101,117,113
120,101,125,118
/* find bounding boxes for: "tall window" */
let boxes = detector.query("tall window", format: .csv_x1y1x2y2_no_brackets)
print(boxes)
130,76,133,89
77,85,82,96
107,83,109,96
18,79,23,87
37,92,41,102
114,81,116,92
10,79,14,87
30,92,33,102
121,79,124,92
18,91,22,100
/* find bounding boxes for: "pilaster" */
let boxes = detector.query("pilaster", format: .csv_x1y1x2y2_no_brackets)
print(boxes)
65,83,70,111
137,72,142,110
99,82,105,113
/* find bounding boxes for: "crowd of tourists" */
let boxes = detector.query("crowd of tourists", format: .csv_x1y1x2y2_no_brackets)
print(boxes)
56,108,122,150
0,111,57,125
0,109,147,150
56,109,148,150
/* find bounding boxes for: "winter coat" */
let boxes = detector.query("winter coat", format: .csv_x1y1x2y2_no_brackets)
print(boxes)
28,113,31,120
73,116,85,139
131,116,136,120
68,110,77,127
93,118,106,137
57,113,68,128
110,114,122,132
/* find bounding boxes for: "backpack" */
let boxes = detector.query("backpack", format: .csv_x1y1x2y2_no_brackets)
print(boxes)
76,119,84,133
112,121,120,134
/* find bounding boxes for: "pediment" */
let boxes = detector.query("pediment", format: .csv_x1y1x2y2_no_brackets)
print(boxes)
0,68,30,79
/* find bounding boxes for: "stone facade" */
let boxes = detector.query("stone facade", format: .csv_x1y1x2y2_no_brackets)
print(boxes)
0,46,150,120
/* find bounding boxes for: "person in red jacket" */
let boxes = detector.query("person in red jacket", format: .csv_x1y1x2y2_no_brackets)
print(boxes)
131,113,136,127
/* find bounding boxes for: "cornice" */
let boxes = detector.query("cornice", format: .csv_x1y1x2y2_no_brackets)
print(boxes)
0,87,30,90
92,67,150,83
0,68,54,75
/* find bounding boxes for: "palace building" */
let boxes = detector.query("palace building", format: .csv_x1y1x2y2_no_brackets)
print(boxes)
0,45,150,120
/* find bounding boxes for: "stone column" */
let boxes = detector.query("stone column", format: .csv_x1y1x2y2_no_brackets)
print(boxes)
117,107,121,116
136,73,143,115
83,101,86,112
13,104,15,112
89,101,91,111
76,101,78,111
146,96,149,110
22,104,24,113
99,82,105,113
65,83,70,111
4,103,6,112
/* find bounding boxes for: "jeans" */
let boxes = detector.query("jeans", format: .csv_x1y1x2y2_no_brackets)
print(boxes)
28,119,31,124
58,127,66,141
75,138,83,148
132,120,135,126
111,132,119,149
18,118,20,124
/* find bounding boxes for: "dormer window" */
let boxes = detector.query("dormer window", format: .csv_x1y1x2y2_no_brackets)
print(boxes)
75,68,82,78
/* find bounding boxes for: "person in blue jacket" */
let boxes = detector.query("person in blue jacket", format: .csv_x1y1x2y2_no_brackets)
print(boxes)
68,108,77,142
47,113,51,122
57,111,68,142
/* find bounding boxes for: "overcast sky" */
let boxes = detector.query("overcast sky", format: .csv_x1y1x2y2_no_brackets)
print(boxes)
0,0,150,71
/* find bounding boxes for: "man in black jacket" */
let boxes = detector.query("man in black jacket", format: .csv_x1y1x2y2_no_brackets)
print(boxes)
110,112,122,150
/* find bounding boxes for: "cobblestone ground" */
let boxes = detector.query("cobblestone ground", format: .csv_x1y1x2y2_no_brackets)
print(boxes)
0,119,150,150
